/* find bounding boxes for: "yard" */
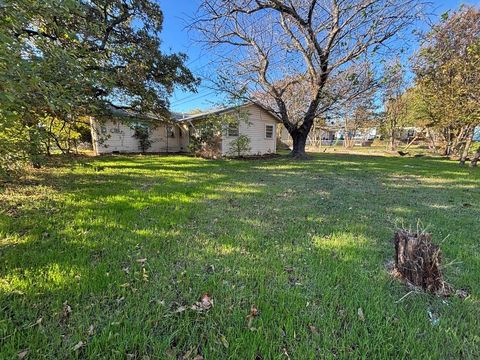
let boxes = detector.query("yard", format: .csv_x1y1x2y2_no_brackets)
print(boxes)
1,153,479,359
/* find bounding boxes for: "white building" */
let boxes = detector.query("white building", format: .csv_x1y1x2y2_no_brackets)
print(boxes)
90,103,281,156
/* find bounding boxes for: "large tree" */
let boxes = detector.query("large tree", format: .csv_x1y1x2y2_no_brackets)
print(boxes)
193,0,425,158
381,60,409,151
412,5,480,163
0,0,197,174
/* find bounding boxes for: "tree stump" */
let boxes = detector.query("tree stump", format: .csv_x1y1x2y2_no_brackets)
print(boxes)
393,230,451,295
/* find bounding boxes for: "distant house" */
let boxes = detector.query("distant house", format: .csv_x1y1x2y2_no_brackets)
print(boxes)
90,103,281,156
474,126,480,142
280,123,376,148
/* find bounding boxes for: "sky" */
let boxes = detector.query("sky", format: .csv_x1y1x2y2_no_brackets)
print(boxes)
158,0,479,113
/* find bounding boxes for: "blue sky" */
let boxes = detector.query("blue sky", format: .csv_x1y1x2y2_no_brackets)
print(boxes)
158,0,479,113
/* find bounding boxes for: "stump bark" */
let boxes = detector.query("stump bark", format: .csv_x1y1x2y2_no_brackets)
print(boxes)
393,230,451,295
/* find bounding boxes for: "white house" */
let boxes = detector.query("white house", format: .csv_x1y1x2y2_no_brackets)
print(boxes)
90,103,281,156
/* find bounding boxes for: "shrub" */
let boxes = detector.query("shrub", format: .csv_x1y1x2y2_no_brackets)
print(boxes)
132,124,152,153
228,135,251,157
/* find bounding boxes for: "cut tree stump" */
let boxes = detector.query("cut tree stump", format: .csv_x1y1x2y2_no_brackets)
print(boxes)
393,230,452,296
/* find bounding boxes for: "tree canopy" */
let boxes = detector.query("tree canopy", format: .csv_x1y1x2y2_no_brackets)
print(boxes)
0,0,198,176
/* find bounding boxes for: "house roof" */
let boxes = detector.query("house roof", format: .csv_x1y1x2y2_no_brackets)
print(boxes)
105,103,283,124
175,103,283,123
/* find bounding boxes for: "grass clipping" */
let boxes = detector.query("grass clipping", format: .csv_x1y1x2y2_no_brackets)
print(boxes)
392,230,452,296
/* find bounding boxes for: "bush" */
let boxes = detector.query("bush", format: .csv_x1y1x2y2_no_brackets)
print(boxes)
228,135,251,157
132,124,152,153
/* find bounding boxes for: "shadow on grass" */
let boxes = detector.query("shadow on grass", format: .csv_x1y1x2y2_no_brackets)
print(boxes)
0,153,479,358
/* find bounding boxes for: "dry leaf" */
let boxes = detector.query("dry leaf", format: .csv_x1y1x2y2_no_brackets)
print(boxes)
18,350,28,359
61,302,72,322
193,356,204,360
191,293,213,312
357,307,365,321
179,347,194,360
174,305,187,314
136,258,147,264
246,305,259,329
72,341,84,351
88,324,94,336
308,324,319,335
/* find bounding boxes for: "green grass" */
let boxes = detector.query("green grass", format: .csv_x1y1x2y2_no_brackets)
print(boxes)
1,153,479,359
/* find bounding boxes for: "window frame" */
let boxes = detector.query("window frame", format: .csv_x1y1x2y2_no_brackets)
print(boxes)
265,124,274,139
227,121,240,137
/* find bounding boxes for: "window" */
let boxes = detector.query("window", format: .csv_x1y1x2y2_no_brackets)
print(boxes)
265,124,274,139
227,122,239,137
167,125,175,138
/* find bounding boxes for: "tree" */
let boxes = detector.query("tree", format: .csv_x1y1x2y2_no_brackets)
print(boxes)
193,0,425,158
0,0,198,175
132,124,153,153
381,60,409,151
412,5,480,162
228,135,252,157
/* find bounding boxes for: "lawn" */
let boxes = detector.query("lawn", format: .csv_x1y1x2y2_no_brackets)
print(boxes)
1,153,479,359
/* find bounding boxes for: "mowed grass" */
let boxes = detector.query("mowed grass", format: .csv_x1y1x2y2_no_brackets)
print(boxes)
0,153,479,359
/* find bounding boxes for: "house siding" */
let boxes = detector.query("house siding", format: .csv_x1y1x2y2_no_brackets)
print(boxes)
221,105,278,156
91,118,188,154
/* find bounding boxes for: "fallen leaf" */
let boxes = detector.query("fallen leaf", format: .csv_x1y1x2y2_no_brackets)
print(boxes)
246,305,259,329
18,350,28,359
456,288,470,300
357,307,365,321
88,324,94,336
308,324,319,335
179,347,194,360
136,258,147,264
61,302,72,323
220,334,229,348
191,293,213,312
193,356,204,360
72,341,84,351
174,305,187,314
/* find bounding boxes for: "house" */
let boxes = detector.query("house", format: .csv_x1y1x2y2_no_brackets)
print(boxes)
90,103,281,156
280,123,377,148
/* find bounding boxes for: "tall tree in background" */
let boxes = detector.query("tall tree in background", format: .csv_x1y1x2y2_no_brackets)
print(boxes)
412,5,480,163
381,60,409,151
0,0,198,175
193,0,426,158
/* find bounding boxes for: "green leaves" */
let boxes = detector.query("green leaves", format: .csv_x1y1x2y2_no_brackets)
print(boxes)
0,0,198,176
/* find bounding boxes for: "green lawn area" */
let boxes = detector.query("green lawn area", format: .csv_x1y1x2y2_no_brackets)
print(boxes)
1,153,479,359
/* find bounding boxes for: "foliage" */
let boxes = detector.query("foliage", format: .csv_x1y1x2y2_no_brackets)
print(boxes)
379,60,410,150
0,154,478,358
0,0,197,175
189,111,248,158
188,118,224,158
411,5,480,158
132,124,153,153
228,135,251,157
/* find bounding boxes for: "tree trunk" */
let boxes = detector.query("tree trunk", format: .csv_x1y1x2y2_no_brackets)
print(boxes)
389,132,395,151
459,129,474,166
290,131,308,159
426,128,438,154
471,146,480,167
